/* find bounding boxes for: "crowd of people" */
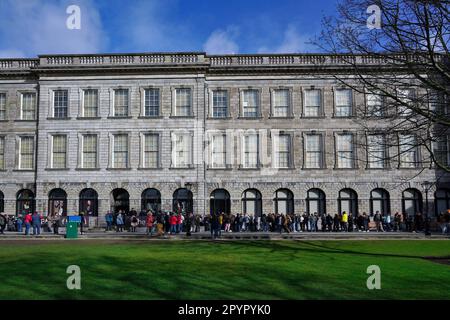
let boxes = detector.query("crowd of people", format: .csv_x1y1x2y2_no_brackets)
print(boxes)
100,209,450,237
1,209,450,236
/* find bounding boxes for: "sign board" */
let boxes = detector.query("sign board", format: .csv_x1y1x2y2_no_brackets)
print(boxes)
68,216,81,223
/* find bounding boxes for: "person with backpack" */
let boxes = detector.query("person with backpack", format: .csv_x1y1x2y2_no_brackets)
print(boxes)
105,211,113,231
130,214,138,232
24,212,32,235
16,214,23,233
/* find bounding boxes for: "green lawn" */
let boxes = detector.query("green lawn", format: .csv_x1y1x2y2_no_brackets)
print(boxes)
0,240,449,300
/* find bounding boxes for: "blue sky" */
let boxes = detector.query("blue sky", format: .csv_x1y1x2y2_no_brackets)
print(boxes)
0,0,339,57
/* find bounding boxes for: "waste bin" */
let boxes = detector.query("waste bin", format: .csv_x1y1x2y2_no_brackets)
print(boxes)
65,222,78,239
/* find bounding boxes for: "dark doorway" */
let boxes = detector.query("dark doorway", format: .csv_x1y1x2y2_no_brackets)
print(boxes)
111,188,130,214
210,189,230,215
173,188,193,214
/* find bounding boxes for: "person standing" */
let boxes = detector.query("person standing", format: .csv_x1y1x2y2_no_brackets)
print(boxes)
342,211,348,232
146,212,154,236
130,214,138,232
16,214,23,233
105,211,113,231
24,212,32,235
0,213,7,234
79,212,86,235
116,212,124,232
31,211,42,235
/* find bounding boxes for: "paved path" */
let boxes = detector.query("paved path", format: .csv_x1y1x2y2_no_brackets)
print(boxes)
1,230,449,240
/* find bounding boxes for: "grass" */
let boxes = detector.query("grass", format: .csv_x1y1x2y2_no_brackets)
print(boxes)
0,240,449,300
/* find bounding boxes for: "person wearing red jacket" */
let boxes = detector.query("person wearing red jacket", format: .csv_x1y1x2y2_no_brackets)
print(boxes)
170,214,177,234
24,212,32,235
146,212,154,236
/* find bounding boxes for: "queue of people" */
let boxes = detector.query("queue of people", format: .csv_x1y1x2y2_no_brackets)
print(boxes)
1,209,449,236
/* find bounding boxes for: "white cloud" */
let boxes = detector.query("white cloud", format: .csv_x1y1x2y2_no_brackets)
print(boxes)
258,24,313,54
203,26,239,54
0,0,107,57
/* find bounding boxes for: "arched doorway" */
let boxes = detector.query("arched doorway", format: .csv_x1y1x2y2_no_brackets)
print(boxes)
242,188,262,217
210,189,230,215
48,188,67,217
370,188,390,214
141,188,161,212
273,189,294,214
338,188,358,216
111,188,130,214
79,188,98,216
435,188,450,216
402,188,422,216
16,189,35,216
0,191,4,213
173,188,193,214
306,188,326,215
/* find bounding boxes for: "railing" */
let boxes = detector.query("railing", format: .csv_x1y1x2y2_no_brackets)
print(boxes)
0,59,38,70
1,53,442,71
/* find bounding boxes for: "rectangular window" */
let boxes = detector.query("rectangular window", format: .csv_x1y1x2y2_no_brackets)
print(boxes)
175,88,192,116
19,136,34,170
212,90,228,118
113,134,128,168
367,134,386,168
0,137,4,170
21,93,36,120
429,91,449,116
366,92,383,117
336,134,354,168
432,135,450,167
335,89,352,117
82,135,97,169
397,88,414,116
211,134,226,168
272,89,290,117
304,134,322,168
52,135,67,169
243,134,258,168
143,134,159,168
242,90,259,117
53,90,68,118
114,89,129,117
172,133,192,167
304,89,321,117
83,89,98,117
144,88,160,117
399,134,418,168
0,93,5,120
275,134,291,168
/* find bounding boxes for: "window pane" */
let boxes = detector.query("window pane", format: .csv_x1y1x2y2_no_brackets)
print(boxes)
336,134,354,168
242,90,259,117
335,89,352,117
273,89,289,117
399,134,418,168
83,89,98,117
113,134,128,168
176,88,191,116
397,89,414,116
276,134,290,168
145,88,160,116
211,134,226,167
366,93,383,117
52,135,66,168
173,134,191,167
0,93,6,120
244,134,258,168
22,93,36,120
367,135,386,168
144,134,159,168
305,134,322,168
20,137,34,169
304,90,321,117
54,90,68,118
0,137,4,170
114,89,129,117
212,90,228,118
82,135,97,168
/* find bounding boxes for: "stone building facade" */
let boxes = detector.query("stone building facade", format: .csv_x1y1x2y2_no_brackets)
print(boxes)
0,53,448,226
